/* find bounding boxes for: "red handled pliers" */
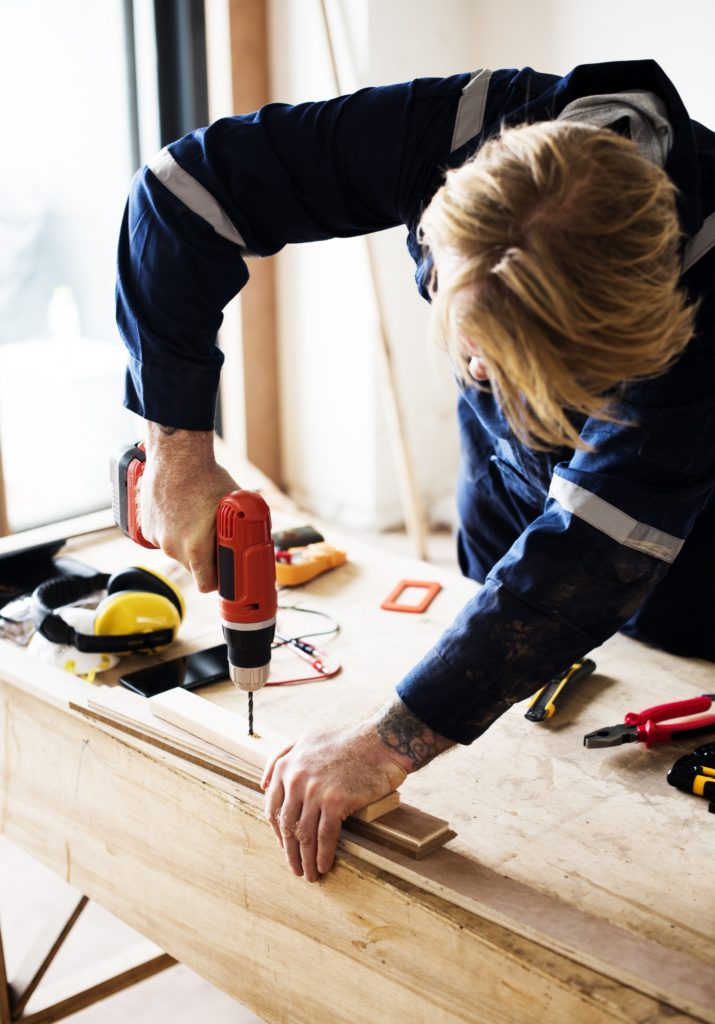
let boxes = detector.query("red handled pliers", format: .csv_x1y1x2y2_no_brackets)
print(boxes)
584,694,715,749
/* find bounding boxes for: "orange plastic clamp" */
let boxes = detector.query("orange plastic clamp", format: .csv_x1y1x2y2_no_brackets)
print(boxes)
380,579,442,614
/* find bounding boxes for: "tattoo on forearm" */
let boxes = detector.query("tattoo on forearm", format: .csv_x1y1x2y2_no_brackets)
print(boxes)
377,701,454,769
158,425,179,436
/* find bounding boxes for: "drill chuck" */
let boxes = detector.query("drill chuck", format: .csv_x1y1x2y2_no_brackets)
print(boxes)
222,618,276,691
230,664,270,691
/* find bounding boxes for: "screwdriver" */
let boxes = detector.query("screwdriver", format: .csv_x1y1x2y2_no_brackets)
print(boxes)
667,743,715,814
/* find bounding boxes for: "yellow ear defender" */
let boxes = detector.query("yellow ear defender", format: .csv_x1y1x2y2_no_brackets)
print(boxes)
32,565,185,655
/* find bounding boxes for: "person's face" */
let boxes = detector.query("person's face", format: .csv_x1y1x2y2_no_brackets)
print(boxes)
433,250,489,382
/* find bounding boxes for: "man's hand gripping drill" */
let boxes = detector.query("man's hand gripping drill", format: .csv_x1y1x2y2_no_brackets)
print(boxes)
111,425,277,732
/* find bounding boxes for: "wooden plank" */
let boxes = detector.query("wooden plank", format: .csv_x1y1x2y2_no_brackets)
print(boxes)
149,686,282,773
344,835,715,1021
225,0,281,484
81,692,415,844
75,702,263,792
348,806,456,859
87,686,260,779
55,686,715,1015
7,892,88,1018
148,688,415,831
350,791,400,822
2,684,704,1024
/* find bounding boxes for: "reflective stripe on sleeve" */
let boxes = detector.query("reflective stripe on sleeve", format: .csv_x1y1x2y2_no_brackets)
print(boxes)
147,147,250,251
683,211,715,274
451,69,492,152
548,474,685,563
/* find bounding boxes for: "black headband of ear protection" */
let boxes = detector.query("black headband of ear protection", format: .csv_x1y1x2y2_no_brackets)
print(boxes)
31,573,174,654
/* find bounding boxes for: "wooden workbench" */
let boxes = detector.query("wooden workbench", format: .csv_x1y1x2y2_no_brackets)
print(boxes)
1,515,714,1023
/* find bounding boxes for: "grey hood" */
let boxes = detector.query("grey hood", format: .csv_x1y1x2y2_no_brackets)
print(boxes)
557,90,673,166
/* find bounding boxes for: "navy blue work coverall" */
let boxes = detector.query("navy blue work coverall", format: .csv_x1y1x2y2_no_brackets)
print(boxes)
117,60,715,744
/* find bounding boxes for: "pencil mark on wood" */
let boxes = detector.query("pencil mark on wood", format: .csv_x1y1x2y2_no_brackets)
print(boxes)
73,739,90,798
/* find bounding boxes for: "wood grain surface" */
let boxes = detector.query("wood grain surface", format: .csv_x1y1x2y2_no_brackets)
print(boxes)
2,519,715,1020
1,682,707,1024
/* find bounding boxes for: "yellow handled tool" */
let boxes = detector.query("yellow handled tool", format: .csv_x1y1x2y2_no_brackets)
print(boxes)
525,658,596,722
275,542,347,587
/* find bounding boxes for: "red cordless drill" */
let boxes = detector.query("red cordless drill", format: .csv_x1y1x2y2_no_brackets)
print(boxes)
111,443,277,732
216,490,277,733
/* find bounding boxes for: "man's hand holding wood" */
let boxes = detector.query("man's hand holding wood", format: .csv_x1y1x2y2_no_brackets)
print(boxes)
262,698,455,882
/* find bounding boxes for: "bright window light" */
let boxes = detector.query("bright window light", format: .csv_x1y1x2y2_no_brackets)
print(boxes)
0,0,146,531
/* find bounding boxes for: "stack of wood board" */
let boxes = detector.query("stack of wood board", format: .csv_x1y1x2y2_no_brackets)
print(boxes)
78,685,262,786
147,686,400,822
73,685,454,856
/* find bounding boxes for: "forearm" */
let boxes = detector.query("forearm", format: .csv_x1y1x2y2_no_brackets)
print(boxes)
373,696,455,773
143,421,216,464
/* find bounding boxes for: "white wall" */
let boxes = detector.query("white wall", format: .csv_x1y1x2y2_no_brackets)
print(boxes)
269,2,378,526
468,0,715,129
269,0,480,529
268,0,715,532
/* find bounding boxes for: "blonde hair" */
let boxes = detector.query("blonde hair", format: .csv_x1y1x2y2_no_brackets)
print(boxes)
420,120,696,450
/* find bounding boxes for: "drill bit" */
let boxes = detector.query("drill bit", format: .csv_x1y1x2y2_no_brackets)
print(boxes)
248,691,254,736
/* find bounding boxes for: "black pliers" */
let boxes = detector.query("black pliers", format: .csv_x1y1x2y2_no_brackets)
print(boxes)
584,694,715,749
